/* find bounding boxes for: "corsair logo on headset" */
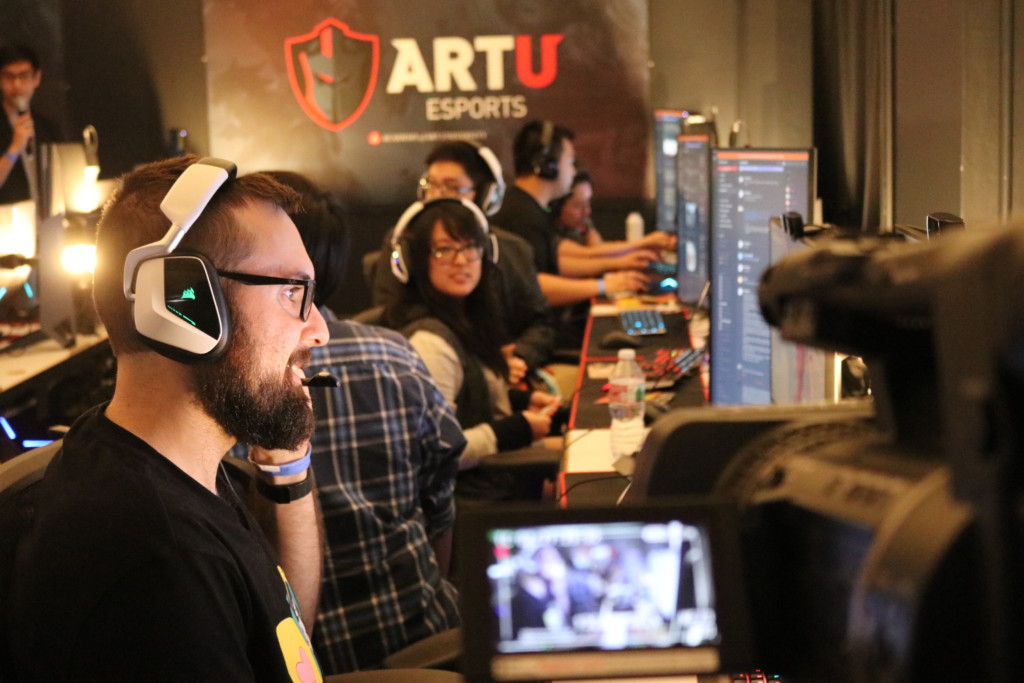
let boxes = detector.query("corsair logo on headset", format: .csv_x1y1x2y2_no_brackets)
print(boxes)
389,197,498,284
122,157,237,363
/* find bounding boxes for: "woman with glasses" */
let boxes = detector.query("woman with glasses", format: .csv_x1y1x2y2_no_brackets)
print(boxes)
382,198,562,502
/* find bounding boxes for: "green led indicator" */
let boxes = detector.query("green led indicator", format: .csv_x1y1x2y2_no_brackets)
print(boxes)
180,287,196,301
167,304,198,327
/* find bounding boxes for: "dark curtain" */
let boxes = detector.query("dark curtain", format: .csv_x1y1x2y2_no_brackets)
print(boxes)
813,0,892,232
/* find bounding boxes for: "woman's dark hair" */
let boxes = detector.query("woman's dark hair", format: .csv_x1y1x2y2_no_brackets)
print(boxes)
384,201,509,377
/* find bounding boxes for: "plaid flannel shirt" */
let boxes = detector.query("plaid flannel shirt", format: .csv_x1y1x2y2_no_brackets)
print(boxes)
306,318,465,674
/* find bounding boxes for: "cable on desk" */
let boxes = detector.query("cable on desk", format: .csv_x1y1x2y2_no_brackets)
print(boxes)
557,473,631,504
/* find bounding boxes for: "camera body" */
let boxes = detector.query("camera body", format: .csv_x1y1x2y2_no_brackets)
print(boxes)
628,228,1024,681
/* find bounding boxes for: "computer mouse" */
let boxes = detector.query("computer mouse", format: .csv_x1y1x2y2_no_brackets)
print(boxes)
600,329,642,350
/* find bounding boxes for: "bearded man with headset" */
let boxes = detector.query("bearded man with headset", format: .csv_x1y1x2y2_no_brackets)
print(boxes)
5,155,330,681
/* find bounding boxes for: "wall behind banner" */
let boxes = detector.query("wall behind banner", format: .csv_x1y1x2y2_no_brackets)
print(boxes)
203,0,651,207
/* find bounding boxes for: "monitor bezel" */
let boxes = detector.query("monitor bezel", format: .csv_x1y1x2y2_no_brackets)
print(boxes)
674,133,712,306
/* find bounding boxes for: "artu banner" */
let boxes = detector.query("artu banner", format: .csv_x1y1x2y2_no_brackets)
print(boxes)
204,0,650,205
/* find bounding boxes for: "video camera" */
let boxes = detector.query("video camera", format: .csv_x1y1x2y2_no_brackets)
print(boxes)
625,225,1024,681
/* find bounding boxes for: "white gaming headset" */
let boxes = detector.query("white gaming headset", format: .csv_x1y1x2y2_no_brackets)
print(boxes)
122,157,237,363
389,197,498,284
467,140,506,216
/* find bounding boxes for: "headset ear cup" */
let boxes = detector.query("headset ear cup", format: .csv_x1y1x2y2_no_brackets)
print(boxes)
489,233,500,264
390,244,410,284
133,253,230,363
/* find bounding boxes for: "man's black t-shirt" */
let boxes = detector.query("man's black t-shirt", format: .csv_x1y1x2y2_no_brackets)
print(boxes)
7,404,323,682
491,185,561,276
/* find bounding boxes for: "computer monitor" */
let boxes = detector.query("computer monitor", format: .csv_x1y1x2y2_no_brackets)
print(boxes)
708,148,817,406
0,200,37,329
674,134,711,306
458,500,753,683
652,109,689,234
39,142,103,217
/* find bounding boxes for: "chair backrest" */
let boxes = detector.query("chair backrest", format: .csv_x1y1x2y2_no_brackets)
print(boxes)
0,440,63,682
362,249,382,289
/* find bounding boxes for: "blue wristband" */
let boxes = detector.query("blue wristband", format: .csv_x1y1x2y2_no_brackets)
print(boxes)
3,151,17,163
249,444,312,477
596,278,606,296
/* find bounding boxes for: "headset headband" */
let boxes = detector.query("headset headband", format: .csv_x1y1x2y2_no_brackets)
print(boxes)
123,158,237,299
467,140,506,215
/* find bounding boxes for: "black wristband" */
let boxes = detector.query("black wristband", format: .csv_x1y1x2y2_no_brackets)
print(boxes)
255,471,313,504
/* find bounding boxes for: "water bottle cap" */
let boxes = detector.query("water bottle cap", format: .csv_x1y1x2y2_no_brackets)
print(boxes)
617,348,636,360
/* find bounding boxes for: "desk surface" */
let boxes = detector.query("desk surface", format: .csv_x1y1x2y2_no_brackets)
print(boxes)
559,300,708,505
569,303,707,432
0,330,109,395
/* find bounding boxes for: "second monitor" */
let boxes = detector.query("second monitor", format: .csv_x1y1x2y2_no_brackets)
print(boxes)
708,148,829,406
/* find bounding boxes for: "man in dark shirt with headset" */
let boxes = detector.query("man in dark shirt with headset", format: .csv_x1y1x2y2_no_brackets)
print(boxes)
493,120,649,309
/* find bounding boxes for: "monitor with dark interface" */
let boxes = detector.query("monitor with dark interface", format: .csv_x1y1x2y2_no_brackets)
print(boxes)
674,134,711,306
709,148,817,406
653,109,688,234
458,500,752,683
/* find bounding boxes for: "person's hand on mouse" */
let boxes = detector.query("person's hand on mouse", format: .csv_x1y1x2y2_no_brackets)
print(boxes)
603,270,649,296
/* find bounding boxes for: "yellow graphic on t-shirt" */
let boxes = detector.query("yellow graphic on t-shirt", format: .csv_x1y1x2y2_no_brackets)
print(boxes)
276,566,323,683
276,618,323,683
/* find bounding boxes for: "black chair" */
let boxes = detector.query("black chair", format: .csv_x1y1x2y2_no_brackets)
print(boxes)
0,444,463,682
0,440,63,682
362,250,382,290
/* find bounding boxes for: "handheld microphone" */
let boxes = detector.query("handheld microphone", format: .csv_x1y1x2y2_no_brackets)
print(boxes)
12,95,32,155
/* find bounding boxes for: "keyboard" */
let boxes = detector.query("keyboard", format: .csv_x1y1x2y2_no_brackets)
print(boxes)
619,308,667,336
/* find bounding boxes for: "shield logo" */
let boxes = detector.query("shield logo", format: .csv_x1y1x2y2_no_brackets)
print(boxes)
284,18,380,132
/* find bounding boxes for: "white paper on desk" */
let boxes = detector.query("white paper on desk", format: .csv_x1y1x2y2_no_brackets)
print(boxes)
563,427,651,474
589,303,619,317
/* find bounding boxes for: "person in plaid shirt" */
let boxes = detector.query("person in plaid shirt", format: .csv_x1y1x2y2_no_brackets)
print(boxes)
266,171,465,674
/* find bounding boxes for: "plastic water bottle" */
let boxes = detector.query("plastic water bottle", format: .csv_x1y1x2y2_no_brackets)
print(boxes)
608,348,646,463
625,211,645,242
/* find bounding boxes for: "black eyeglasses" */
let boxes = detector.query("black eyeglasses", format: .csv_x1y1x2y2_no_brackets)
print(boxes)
217,270,316,321
418,175,474,199
430,244,484,264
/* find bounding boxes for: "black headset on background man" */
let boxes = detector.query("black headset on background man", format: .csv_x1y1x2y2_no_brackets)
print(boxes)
530,120,560,181
389,197,498,284
122,157,237,364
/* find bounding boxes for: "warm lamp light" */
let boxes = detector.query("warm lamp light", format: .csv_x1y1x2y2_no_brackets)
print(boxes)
60,243,96,275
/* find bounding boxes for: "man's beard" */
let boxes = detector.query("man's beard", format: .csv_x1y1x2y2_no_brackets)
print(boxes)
191,314,314,451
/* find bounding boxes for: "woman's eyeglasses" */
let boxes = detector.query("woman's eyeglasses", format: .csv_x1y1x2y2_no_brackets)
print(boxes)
217,270,316,321
430,244,484,264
